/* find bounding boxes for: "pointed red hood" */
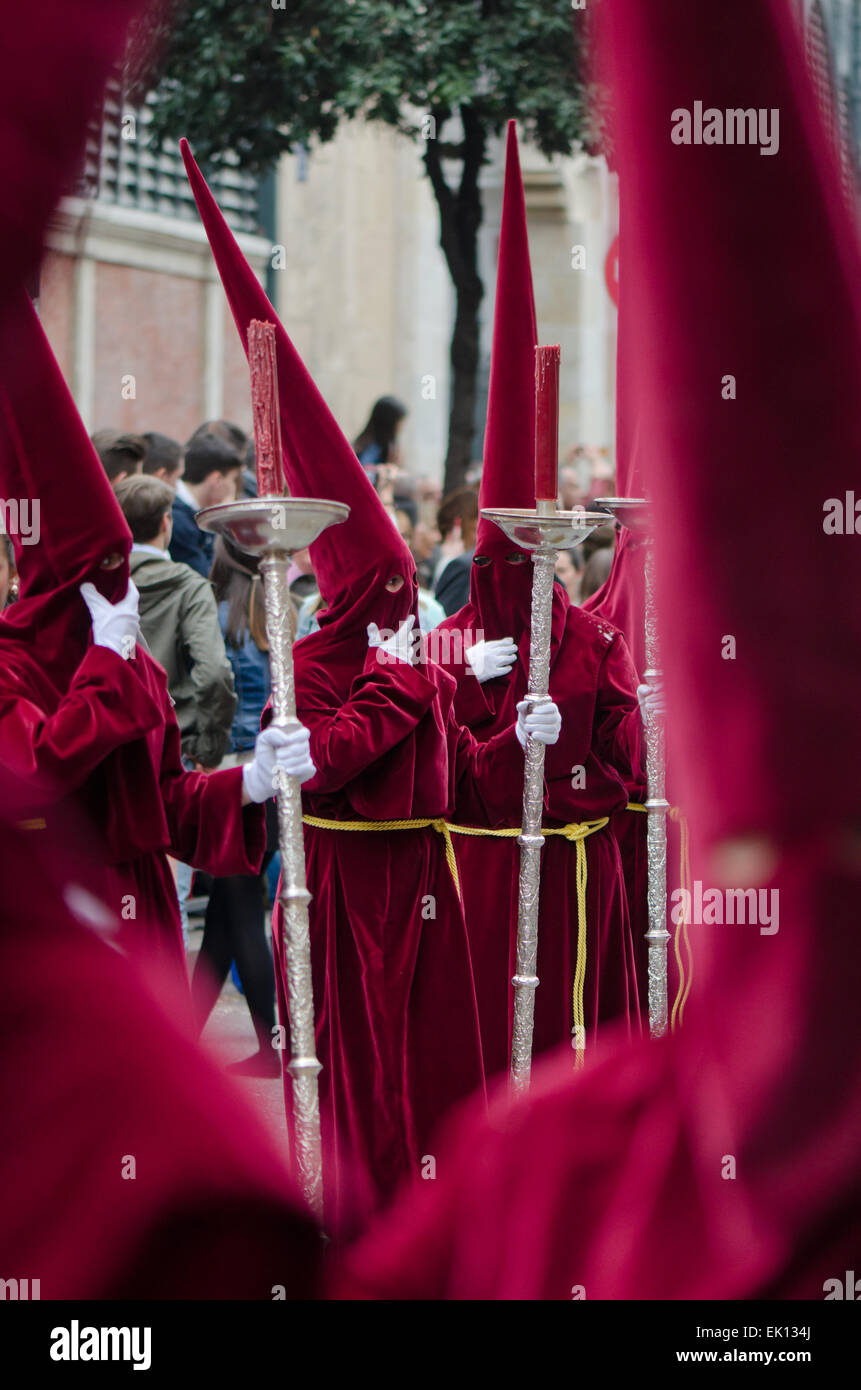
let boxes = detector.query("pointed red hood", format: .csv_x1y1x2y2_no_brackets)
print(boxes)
334,0,861,1306
581,192,647,673
470,121,568,647
0,287,131,679
476,121,539,535
0,1,147,312
180,139,414,630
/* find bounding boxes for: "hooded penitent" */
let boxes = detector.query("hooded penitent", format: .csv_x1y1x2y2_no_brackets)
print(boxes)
0,288,264,973
580,195,647,674
0,286,162,838
0,294,133,635
180,138,418,685
581,192,653,1006
337,0,861,1300
451,121,568,676
183,141,521,1232
433,121,644,1077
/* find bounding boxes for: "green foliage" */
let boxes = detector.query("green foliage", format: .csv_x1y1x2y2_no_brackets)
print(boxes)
139,1,599,487
145,0,594,172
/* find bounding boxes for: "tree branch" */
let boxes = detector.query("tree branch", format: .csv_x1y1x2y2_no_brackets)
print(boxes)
424,119,469,286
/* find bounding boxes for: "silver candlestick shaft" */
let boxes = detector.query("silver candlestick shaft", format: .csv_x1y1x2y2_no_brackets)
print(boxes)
197,496,348,1217
481,505,611,1093
595,497,670,1037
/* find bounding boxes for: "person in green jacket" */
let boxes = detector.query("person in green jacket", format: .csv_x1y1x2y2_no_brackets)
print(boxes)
115,474,238,948
115,474,236,770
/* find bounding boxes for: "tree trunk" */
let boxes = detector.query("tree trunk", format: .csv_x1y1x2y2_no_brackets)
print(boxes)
424,105,486,494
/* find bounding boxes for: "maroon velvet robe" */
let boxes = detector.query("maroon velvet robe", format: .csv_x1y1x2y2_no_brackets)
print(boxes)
428,122,643,1078
438,600,644,1078
0,642,265,974
273,562,527,1235
179,148,509,1231
0,1,147,309
581,201,650,1008
333,0,861,1301
0,291,264,977
0,772,319,1299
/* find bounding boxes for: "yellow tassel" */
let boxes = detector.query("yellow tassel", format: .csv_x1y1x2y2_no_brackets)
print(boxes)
668,807,693,1029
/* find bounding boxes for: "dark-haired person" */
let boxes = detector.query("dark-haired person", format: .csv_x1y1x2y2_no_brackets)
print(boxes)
141,431,183,487
91,429,146,485
433,486,479,617
189,420,254,495
580,544,614,604
580,520,615,564
192,535,281,1076
170,434,241,578
352,395,407,480
189,418,248,455
554,546,583,604
409,515,440,592
0,531,16,608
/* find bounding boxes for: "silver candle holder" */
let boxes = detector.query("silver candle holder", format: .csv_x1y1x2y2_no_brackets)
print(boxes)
198,496,348,1218
481,503,612,1093
594,497,670,1038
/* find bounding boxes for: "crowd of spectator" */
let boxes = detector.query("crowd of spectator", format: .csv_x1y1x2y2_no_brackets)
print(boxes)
0,399,618,1071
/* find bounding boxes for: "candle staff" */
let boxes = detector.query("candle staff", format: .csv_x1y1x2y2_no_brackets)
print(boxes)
197,320,348,1218
483,345,610,1092
433,123,645,1084
595,497,669,1036
183,141,529,1229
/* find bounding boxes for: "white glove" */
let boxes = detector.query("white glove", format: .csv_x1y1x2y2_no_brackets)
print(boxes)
367,614,418,665
80,579,140,660
515,697,562,749
242,724,316,803
465,636,518,683
637,679,665,721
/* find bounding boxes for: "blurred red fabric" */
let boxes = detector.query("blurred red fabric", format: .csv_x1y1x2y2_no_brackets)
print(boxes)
334,0,861,1299
0,1,148,308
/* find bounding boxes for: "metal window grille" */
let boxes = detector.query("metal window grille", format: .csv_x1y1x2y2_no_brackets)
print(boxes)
76,78,262,235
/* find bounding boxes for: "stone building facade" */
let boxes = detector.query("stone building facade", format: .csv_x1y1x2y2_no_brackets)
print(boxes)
40,85,271,445
39,2,858,480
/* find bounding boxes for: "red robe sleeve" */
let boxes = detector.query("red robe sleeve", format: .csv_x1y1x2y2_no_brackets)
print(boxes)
449,713,536,828
594,634,644,791
0,646,164,803
297,651,440,797
158,702,265,875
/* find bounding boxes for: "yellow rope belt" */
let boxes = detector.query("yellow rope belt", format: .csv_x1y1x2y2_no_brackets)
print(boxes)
303,804,693,1050
668,806,693,1029
626,801,693,1030
303,810,612,1069
447,817,610,1071
302,814,463,898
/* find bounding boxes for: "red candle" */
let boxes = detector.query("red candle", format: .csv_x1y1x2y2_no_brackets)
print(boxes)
534,344,560,502
248,319,285,496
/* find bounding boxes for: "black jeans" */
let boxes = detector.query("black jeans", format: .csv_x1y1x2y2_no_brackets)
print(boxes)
191,800,278,1050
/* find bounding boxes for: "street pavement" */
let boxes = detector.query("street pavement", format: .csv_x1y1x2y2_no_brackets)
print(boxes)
188,920,292,1167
